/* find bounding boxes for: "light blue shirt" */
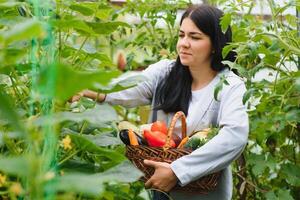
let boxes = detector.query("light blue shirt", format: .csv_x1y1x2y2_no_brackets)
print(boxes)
105,59,249,200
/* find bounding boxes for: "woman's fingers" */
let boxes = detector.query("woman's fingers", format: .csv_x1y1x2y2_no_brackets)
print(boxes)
68,94,81,103
144,159,160,168
144,161,178,192
68,90,86,103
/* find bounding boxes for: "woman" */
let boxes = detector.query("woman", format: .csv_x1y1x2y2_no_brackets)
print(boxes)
71,4,249,200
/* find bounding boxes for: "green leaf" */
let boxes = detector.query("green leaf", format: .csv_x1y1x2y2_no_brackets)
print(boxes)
3,19,45,44
281,163,300,186
247,153,276,176
265,191,277,200
90,53,114,67
220,13,231,33
249,154,266,176
95,7,113,20
3,48,27,66
214,81,223,101
69,4,94,16
62,45,114,67
0,133,3,147
68,133,126,164
87,21,131,35
97,72,145,92
48,160,142,197
37,63,120,101
100,160,143,182
295,76,300,91
0,156,29,177
277,189,294,200
50,19,94,35
84,133,123,147
0,2,24,10
285,14,297,27
222,60,247,77
285,109,300,123
35,104,118,126
213,75,229,101
264,189,294,200
222,44,234,59
60,159,102,174
242,88,255,104
0,90,25,135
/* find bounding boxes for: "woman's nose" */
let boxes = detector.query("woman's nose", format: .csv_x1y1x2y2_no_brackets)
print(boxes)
178,37,190,48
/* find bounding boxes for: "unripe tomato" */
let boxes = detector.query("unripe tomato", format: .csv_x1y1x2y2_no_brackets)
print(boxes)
151,121,168,135
117,53,126,71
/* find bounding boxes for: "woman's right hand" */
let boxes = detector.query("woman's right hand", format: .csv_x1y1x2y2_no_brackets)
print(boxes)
69,90,85,103
69,89,106,103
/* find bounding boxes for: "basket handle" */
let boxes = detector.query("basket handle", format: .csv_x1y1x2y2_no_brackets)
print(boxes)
163,111,187,150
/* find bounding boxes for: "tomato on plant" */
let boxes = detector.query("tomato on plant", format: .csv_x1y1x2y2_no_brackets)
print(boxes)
151,121,168,135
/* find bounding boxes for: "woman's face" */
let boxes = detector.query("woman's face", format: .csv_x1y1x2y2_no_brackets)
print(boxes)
177,17,213,69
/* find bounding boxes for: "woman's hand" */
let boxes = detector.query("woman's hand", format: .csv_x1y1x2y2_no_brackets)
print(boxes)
69,89,106,103
144,160,178,192
69,90,86,103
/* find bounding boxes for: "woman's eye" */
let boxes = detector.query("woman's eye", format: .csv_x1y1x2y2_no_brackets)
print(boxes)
191,37,200,40
179,34,184,38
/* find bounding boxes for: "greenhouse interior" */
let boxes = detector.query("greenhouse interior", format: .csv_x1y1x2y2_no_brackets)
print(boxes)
0,0,299,199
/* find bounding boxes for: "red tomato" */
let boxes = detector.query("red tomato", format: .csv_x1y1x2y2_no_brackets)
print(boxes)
143,130,175,148
151,121,168,135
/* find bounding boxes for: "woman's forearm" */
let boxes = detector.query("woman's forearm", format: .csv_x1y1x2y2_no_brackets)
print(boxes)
82,90,106,103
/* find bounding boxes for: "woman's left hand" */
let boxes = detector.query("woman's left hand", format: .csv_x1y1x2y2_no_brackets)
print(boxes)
144,160,178,192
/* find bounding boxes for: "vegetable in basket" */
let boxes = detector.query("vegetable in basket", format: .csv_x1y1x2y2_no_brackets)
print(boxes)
184,127,219,150
119,129,147,145
151,121,168,135
143,129,176,148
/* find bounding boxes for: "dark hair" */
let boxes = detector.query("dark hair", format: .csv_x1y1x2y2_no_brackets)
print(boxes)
154,4,235,115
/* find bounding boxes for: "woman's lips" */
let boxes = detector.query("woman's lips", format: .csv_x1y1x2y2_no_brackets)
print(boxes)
180,52,192,58
180,52,192,55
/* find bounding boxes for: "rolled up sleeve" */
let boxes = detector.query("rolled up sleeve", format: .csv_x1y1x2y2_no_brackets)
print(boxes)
105,59,173,108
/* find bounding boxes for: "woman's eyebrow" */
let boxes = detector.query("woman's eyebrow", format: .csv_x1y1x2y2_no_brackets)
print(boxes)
179,30,203,35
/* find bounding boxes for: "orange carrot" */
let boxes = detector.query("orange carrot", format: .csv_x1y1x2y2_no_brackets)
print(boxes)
177,136,189,148
128,129,139,146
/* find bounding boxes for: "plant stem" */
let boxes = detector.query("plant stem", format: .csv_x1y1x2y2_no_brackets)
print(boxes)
58,149,79,165
71,37,89,65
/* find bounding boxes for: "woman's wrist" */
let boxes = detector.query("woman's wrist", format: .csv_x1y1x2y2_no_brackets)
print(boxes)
97,93,106,103
79,90,106,103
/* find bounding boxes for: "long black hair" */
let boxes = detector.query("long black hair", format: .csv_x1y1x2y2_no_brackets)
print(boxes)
154,4,236,115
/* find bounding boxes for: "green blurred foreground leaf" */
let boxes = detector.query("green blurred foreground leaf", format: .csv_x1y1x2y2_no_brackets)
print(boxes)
51,20,130,36
0,156,30,177
69,133,126,164
97,71,146,92
38,63,120,101
48,160,142,197
35,104,118,126
0,90,25,135
2,18,45,45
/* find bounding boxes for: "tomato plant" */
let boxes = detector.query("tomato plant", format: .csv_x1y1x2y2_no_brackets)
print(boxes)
0,0,298,199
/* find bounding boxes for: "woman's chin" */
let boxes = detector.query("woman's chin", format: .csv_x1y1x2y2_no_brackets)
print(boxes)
180,60,191,66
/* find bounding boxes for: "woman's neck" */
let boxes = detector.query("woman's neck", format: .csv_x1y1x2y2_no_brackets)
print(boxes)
189,65,217,91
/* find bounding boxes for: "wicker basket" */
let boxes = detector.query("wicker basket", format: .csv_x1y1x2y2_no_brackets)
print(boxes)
125,111,220,193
